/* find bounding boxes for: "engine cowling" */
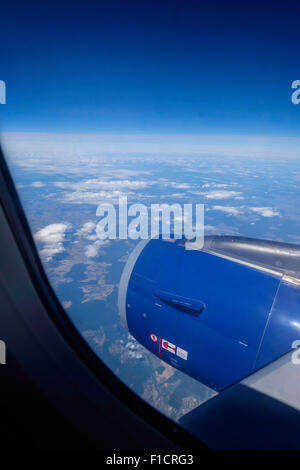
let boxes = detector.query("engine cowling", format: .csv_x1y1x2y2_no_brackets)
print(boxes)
118,236,300,391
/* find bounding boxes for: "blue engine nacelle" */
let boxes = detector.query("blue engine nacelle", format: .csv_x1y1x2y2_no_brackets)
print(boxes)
118,236,300,391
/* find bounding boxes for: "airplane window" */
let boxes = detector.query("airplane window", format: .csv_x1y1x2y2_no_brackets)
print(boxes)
1,0,300,440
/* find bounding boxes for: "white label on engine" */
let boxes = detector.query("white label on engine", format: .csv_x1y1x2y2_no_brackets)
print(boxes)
176,346,188,360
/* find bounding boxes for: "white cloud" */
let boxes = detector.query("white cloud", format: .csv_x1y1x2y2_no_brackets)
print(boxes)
250,207,280,218
62,300,72,309
75,222,110,258
76,221,97,240
31,181,45,188
202,183,228,189
202,190,242,200
54,178,151,191
34,223,72,261
169,182,191,189
63,190,129,205
85,240,110,258
212,206,241,216
53,178,151,205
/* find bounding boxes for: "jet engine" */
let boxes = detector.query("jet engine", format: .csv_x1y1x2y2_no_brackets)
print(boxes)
118,236,300,391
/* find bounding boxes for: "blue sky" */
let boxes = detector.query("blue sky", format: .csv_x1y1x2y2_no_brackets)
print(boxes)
1,1,300,136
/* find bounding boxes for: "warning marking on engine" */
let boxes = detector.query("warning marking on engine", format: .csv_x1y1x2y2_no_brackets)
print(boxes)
162,339,176,354
150,333,158,342
160,338,188,360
